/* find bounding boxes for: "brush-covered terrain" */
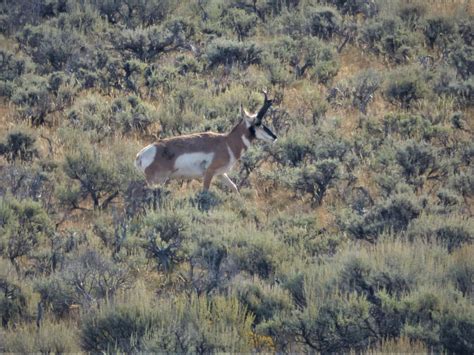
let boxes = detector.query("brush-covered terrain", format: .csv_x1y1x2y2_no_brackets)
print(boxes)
0,0,473,352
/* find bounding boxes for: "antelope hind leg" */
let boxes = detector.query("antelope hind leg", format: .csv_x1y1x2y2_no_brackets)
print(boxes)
219,174,239,194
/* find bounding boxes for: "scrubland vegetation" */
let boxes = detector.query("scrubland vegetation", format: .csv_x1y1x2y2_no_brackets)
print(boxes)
0,0,473,353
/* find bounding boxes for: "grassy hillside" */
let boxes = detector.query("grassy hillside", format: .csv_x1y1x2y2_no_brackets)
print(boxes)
0,0,473,352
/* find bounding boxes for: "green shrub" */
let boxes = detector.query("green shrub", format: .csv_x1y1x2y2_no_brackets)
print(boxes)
384,67,428,108
11,74,52,124
433,66,474,107
0,163,56,203
351,69,381,114
268,240,471,352
51,5,101,34
359,17,421,62
81,302,159,352
0,197,53,273
302,40,339,84
2,322,79,353
272,212,342,257
397,2,426,30
157,93,204,136
123,59,145,93
67,94,114,139
274,37,340,83
144,63,174,94
0,0,68,34
189,236,228,293
449,169,474,198
16,23,83,73
395,140,438,184
346,194,420,241
312,56,340,84
457,16,473,45
144,295,254,353
382,113,434,140
346,186,374,215
338,245,422,299
93,0,174,27
307,6,340,40
139,209,189,272
448,245,474,297
271,127,314,166
436,188,462,208
325,0,378,17
334,241,444,341
64,250,130,305
401,288,474,353
0,130,38,162
234,278,293,325
63,143,134,209
111,18,193,61
312,133,348,161
228,230,282,279
0,277,27,327
34,277,76,318
286,290,373,352
448,41,473,80
290,159,339,205
174,54,202,75
438,307,474,354
0,50,34,94
450,111,467,130
407,215,473,252
205,38,263,69
191,190,222,212
423,16,455,48
111,95,159,134
221,7,258,41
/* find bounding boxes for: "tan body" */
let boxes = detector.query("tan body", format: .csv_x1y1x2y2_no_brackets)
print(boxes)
136,120,255,192
135,92,277,192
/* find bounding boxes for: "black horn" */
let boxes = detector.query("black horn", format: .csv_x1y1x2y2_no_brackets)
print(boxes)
255,90,273,125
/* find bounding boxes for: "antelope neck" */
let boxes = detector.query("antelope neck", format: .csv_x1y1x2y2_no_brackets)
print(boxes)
227,120,253,159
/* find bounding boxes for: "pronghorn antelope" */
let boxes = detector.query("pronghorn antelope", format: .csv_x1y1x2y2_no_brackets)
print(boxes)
134,92,277,193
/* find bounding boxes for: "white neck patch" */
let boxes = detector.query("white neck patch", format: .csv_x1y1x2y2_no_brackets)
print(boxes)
241,135,251,148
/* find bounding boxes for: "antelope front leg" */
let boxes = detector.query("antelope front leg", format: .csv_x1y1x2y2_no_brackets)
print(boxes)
219,174,239,194
203,170,216,191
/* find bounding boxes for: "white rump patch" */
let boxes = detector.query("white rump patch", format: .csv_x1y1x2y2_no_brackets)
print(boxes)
241,135,251,148
172,152,215,177
135,144,157,172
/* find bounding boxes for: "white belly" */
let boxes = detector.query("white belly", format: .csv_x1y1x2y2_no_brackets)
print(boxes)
172,152,215,177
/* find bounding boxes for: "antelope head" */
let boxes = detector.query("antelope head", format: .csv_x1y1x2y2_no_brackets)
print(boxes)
242,90,277,143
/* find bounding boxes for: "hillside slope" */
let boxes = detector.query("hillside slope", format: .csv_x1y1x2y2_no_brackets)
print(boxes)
0,0,473,352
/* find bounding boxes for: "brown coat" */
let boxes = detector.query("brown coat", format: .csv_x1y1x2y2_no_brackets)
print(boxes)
136,119,255,189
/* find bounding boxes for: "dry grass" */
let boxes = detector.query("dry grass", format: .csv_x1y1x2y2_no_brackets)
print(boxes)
336,46,387,82
0,35,18,52
0,102,15,131
381,0,474,17
313,204,336,230
366,336,428,354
